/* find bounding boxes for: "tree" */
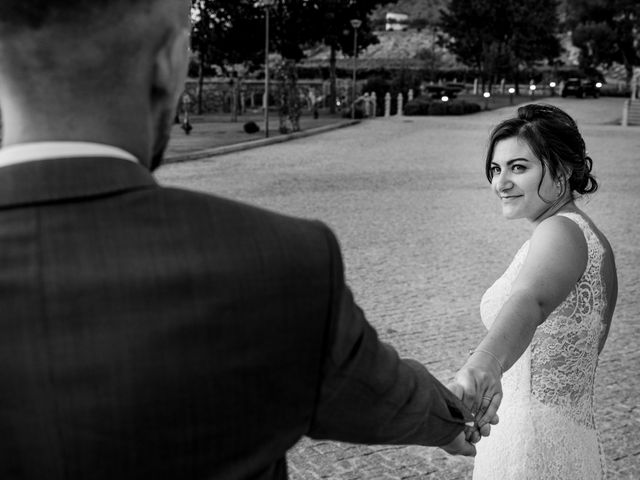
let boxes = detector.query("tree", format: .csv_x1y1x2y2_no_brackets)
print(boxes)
439,0,561,93
190,0,263,113
265,0,396,120
325,0,398,113
571,22,618,69
190,0,395,118
564,0,640,83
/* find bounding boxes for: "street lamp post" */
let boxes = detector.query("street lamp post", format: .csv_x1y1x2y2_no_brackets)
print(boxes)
263,0,276,138
350,19,362,120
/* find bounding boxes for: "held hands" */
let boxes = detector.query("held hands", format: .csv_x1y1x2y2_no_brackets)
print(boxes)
454,350,503,430
439,383,498,457
440,350,503,457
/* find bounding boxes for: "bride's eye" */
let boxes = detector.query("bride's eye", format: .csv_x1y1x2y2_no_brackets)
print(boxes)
490,166,501,176
512,164,526,173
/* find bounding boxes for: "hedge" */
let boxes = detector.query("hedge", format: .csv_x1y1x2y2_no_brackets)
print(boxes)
403,96,481,116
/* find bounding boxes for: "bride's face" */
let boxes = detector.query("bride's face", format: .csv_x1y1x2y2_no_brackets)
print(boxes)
489,136,560,223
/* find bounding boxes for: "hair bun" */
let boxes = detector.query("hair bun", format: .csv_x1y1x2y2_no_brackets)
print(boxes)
570,155,598,194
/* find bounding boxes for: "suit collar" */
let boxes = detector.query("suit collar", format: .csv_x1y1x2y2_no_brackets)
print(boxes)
0,157,158,208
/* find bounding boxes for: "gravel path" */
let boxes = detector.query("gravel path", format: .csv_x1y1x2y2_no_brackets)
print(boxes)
157,96,640,479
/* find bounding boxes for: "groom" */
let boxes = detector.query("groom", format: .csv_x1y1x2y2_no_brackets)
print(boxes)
0,0,483,478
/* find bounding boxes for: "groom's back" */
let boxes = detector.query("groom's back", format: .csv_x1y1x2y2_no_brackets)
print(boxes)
0,164,334,479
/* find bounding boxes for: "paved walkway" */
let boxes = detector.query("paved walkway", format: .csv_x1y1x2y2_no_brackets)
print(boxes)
156,97,639,479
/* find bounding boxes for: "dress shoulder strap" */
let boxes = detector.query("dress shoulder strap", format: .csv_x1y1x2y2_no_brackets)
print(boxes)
555,212,595,243
555,212,604,269
555,211,588,230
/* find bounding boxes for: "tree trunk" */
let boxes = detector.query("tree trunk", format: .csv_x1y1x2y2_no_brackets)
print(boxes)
329,44,337,114
197,59,205,115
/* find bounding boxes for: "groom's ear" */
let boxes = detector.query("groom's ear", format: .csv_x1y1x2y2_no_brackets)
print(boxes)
151,27,190,105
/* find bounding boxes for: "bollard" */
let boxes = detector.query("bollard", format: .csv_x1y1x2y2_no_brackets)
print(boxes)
363,93,371,117
408,89,414,102
384,92,391,117
397,93,403,115
371,92,377,118
473,78,479,95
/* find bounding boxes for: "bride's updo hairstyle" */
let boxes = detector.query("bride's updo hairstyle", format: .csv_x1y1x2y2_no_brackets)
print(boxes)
485,103,598,196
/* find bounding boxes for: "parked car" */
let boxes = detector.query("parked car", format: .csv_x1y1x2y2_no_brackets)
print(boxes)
561,78,602,98
421,84,463,100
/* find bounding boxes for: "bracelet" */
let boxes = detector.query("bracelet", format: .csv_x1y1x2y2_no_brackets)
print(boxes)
469,349,504,376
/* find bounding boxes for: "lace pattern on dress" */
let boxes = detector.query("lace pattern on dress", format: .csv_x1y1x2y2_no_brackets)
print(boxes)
530,212,607,428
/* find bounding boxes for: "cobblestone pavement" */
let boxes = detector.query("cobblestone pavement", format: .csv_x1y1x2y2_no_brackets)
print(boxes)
156,97,640,479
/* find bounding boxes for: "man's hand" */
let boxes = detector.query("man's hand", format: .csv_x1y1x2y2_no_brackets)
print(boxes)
440,430,476,457
440,383,476,457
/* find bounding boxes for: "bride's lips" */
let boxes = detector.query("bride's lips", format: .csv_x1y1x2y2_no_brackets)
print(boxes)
500,195,522,201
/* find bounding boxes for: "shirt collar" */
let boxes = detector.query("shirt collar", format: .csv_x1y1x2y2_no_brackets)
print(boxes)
0,142,139,168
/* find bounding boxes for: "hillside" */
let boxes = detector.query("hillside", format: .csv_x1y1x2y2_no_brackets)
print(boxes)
303,0,636,80
302,28,459,70
301,1,457,70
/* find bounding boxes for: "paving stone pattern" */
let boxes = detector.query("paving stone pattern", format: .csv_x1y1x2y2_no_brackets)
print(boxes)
157,97,639,479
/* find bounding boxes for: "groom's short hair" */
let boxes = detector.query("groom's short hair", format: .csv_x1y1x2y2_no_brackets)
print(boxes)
0,0,153,30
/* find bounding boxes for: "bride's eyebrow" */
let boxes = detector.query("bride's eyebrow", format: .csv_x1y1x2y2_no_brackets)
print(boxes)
491,158,531,166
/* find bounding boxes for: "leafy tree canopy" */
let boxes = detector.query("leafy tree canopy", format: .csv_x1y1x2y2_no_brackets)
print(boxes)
563,0,640,81
190,0,395,71
438,0,560,85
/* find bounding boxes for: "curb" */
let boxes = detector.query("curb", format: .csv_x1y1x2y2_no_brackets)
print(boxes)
165,119,361,164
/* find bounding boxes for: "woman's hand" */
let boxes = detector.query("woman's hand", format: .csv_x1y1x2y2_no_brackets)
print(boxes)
447,381,499,445
454,350,503,429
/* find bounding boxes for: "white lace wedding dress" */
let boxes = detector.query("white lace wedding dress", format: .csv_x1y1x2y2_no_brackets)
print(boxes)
473,213,608,479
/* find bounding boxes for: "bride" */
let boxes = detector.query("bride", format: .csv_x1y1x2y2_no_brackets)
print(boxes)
455,104,618,479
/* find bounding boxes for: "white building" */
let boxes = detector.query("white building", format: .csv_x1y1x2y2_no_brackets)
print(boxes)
385,12,409,31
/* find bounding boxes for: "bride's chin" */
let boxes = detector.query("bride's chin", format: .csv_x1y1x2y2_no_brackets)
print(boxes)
501,209,518,220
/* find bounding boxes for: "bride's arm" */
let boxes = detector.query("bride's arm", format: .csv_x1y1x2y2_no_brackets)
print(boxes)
455,215,588,427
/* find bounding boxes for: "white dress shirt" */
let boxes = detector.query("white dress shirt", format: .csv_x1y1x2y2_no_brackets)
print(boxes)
0,142,139,168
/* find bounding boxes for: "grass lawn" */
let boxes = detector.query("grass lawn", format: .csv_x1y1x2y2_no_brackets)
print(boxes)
165,108,348,158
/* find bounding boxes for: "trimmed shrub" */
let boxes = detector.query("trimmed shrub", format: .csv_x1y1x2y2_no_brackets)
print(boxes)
342,98,367,119
403,97,431,115
403,96,481,116
243,121,260,134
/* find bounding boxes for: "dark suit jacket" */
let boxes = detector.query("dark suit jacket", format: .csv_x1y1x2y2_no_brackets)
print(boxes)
0,157,467,479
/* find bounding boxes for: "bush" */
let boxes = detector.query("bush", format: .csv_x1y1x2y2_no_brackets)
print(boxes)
403,96,481,116
243,121,260,134
403,97,432,115
342,99,367,119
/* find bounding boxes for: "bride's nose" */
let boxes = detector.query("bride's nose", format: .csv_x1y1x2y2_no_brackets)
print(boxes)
494,171,513,192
